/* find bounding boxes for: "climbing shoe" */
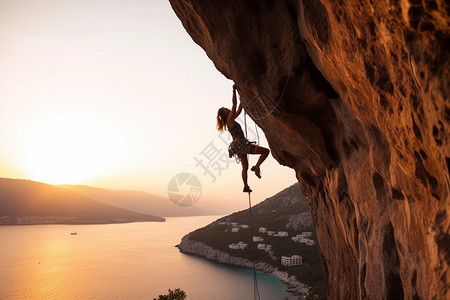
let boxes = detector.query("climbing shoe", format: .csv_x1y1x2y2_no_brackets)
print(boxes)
251,166,261,179
243,185,252,193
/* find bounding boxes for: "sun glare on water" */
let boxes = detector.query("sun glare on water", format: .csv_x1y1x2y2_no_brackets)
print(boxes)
21,116,126,185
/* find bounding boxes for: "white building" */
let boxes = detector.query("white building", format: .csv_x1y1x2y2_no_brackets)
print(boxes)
302,232,313,237
281,255,302,266
259,227,267,233
231,227,240,232
253,236,264,242
276,231,288,237
267,231,276,236
265,245,272,251
229,241,247,250
240,224,249,229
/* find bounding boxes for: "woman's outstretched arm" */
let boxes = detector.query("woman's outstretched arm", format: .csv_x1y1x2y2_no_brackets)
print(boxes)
235,103,243,118
227,85,238,124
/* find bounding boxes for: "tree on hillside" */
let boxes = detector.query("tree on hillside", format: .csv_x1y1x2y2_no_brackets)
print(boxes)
153,288,187,300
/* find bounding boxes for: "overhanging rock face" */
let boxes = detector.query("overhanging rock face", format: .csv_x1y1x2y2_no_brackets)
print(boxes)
169,1,449,298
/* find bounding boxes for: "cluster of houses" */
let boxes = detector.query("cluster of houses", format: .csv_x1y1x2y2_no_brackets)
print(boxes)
256,243,272,252
250,236,272,252
258,227,289,237
221,221,312,266
228,241,248,250
259,227,315,245
219,221,249,233
291,232,315,245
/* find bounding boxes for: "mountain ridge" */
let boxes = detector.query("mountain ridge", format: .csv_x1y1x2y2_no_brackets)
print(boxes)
0,177,164,224
59,184,213,217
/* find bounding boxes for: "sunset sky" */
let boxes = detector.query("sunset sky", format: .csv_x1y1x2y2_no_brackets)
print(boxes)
0,0,296,212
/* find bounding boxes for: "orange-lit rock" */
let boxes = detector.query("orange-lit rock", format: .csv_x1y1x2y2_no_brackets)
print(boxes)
169,1,449,299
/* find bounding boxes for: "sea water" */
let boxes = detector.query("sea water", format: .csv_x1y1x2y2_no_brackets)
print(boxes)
0,216,297,299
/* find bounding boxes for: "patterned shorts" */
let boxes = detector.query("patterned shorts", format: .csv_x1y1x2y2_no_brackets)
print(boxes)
228,139,257,161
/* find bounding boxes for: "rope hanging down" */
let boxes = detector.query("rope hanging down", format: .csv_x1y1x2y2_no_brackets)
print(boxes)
248,192,261,300
244,110,260,146
243,109,261,300
239,32,300,299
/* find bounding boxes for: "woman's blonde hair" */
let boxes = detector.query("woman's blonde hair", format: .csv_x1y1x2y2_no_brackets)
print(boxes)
216,108,227,132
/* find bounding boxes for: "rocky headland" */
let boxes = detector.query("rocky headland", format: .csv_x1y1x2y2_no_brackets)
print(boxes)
177,184,323,299
177,236,309,297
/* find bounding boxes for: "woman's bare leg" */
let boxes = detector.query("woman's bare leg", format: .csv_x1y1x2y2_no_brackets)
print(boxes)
240,156,250,188
250,145,270,168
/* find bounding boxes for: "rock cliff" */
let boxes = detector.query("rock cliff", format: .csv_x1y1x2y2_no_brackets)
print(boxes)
169,1,449,299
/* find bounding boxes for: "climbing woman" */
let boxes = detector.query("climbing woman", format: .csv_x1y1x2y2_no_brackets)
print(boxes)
216,84,270,193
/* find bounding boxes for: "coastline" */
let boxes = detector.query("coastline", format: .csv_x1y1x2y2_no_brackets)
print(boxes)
177,235,309,299
0,215,165,225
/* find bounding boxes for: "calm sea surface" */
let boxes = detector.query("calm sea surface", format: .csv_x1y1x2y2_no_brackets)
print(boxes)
0,216,297,299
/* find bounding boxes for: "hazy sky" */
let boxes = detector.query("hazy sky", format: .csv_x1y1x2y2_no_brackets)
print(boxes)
0,0,296,213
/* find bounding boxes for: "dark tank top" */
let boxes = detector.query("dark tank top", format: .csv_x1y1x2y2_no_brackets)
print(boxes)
229,122,245,140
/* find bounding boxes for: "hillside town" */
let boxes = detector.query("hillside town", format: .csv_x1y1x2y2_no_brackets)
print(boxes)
219,221,315,267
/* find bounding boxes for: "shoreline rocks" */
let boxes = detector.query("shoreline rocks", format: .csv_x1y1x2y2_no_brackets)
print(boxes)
177,235,309,298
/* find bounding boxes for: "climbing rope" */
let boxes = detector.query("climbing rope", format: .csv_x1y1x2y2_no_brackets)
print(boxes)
254,122,260,145
244,110,248,140
243,110,260,146
236,32,300,298
408,52,421,94
248,192,261,300
243,107,261,300
250,31,299,121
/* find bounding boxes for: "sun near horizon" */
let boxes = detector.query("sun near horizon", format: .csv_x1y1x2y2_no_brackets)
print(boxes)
19,115,126,185
0,0,296,207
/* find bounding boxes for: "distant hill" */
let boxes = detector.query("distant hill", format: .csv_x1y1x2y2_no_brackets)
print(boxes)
177,183,326,299
0,178,164,224
59,184,212,217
